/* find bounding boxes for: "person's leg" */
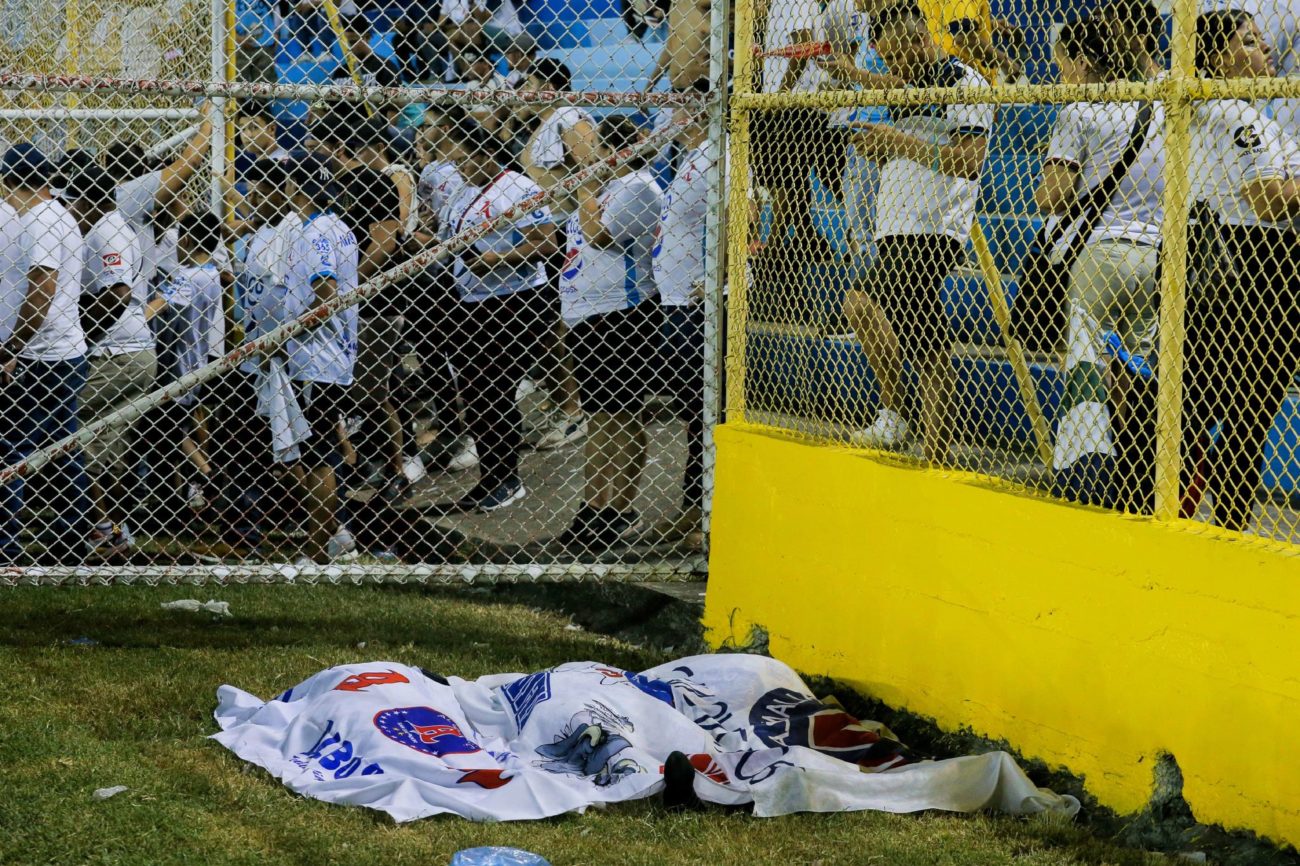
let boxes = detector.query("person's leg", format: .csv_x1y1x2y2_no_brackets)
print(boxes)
842,289,904,423
907,237,962,465
0,367,29,564
1105,242,1161,514
34,358,93,562
80,354,121,526
609,411,647,513
356,316,408,494
583,411,618,508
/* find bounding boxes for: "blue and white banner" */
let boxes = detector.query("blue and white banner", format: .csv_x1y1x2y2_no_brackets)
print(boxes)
212,654,1079,823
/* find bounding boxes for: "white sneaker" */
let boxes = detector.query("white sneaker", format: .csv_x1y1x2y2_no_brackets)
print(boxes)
327,526,360,561
848,408,910,449
515,377,538,402
534,412,588,451
186,483,207,510
446,437,479,472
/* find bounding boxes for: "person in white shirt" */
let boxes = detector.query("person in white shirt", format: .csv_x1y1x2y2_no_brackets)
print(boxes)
0,143,93,565
280,155,361,561
556,116,665,550
1034,10,1166,513
441,120,557,513
64,160,153,556
652,114,714,549
840,1,992,465
1186,9,1300,531
1200,0,1300,140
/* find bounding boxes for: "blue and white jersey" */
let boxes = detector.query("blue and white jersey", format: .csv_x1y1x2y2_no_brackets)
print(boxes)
559,169,663,326
158,262,222,404
653,143,713,307
449,170,553,303
236,213,297,375
285,211,360,386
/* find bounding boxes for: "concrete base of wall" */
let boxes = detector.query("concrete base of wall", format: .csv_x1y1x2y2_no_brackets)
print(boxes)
703,423,1300,847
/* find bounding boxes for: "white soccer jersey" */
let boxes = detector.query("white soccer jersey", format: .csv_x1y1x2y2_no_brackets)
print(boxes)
874,59,993,242
560,169,663,325
762,0,821,94
14,198,86,361
0,202,27,346
1044,99,1166,248
1193,98,1300,230
418,160,468,238
237,213,299,375
82,210,151,357
450,171,553,303
286,212,360,386
159,262,223,396
116,170,166,286
529,108,596,171
654,142,714,307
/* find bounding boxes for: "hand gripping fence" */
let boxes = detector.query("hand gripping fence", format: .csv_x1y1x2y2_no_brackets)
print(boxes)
0,109,706,589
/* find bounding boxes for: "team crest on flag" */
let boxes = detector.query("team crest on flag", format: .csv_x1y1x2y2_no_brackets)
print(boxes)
373,706,482,757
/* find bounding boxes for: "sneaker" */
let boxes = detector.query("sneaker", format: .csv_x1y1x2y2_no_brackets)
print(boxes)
85,522,130,561
327,525,359,561
847,408,911,450
534,412,587,451
435,483,490,515
556,502,602,549
444,437,479,473
476,478,526,513
377,473,413,505
186,482,208,511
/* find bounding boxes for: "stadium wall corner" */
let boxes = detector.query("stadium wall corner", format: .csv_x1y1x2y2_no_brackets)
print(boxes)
703,422,1300,847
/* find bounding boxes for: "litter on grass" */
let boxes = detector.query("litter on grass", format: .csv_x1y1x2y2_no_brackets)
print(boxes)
212,654,1080,823
93,786,128,800
161,599,232,617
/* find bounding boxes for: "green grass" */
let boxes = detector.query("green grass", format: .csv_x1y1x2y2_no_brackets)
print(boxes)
0,585,1171,866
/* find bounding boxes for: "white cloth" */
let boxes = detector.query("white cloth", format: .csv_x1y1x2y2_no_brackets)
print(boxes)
115,170,166,286
1044,100,1167,249
212,654,1081,824
418,160,468,237
0,201,27,346
237,214,298,376
654,141,714,307
1193,98,1300,230
560,169,663,325
255,356,311,464
10,198,87,361
874,59,993,243
450,170,553,302
159,262,223,403
83,210,151,357
285,212,360,386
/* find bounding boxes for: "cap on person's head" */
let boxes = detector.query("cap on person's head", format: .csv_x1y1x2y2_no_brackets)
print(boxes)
64,160,117,205
346,115,391,153
1,143,53,188
288,154,338,206
248,156,288,188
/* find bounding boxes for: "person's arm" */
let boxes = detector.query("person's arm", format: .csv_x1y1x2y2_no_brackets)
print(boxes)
359,218,403,280
647,37,671,91
1034,161,1081,215
779,26,814,92
851,124,988,179
561,118,599,168
815,55,903,89
157,108,215,215
953,28,1020,80
469,223,557,272
4,267,57,359
1242,177,1300,222
80,282,130,347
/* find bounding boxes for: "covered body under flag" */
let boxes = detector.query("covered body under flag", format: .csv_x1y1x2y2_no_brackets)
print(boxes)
212,654,1079,822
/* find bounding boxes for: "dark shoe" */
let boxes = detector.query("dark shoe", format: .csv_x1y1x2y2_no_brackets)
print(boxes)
475,478,526,513
377,473,413,505
556,503,602,549
663,751,706,813
433,483,490,515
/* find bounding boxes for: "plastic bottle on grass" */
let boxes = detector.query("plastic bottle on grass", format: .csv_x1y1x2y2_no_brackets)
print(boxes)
450,848,551,866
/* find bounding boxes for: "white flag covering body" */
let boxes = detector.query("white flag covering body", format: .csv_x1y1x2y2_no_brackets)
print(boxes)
212,655,1080,823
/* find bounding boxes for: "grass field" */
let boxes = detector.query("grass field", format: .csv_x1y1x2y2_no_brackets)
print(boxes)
0,584,1174,866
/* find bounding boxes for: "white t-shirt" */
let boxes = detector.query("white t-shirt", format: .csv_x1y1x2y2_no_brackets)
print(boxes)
450,171,554,302
443,0,522,33
874,59,993,242
762,0,821,94
13,199,87,361
1193,98,1300,230
560,169,663,325
1044,100,1166,248
82,210,151,357
1201,0,1300,140
237,213,298,376
115,170,167,286
529,108,596,171
159,262,222,398
418,160,468,237
286,212,360,385
0,202,28,347
654,141,713,307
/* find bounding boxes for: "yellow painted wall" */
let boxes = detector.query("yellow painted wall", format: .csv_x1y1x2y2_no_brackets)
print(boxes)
704,422,1300,846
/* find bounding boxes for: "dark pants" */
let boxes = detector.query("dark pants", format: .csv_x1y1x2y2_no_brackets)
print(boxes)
450,288,551,489
662,305,705,510
1,357,92,564
1185,225,1300,531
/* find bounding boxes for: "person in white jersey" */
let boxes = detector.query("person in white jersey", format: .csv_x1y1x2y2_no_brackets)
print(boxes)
281,155,361,562
840,1,992,465
1200,0,1300,140
440,121,557,513
1034,6,1166,513
64,160,152,558
652,100,714,549
520,58,593,451
555,116,665,551
0,144,93,566
1186,9,1300,531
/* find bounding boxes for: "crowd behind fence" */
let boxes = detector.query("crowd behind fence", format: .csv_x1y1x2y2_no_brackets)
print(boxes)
731,0,1300,552
0,0,724,581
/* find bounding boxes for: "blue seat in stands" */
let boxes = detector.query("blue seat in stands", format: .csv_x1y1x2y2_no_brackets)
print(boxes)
979,152,1042,215
974,214,1042,275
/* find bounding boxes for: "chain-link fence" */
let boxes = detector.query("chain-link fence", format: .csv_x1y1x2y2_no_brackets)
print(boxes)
733,0,1300,550
0,0,726,584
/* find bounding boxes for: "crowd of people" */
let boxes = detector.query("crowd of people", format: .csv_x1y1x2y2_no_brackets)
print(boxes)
751,0,1300,532
0,39,715,565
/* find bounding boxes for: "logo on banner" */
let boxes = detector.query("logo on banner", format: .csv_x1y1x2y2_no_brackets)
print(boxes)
373,706,482,757
102,252,122,267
